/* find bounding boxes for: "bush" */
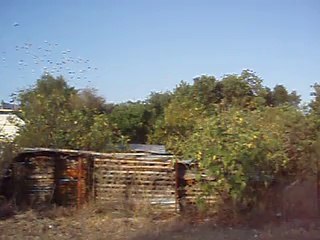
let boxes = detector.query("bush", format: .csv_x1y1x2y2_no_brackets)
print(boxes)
180,106,316,216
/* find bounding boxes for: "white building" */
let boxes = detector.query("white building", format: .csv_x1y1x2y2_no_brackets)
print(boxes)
0,109,24,140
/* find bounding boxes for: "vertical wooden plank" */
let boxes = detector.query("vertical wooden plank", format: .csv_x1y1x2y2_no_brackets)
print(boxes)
77,157,83,208
174,160,179,213
92,156,96,202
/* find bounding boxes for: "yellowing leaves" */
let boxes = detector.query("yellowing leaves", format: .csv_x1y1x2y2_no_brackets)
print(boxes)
245,143,254,148
196,151,202,160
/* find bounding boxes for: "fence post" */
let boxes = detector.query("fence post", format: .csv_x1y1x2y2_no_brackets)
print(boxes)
175,160,179,213
77,157,83,208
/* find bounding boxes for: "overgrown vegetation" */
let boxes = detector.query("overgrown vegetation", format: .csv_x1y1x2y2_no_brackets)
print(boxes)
2,70,320,218
0,139,17,178
15,75,125,151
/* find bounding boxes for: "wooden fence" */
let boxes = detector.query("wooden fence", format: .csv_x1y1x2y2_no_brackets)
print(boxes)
94,153,176,212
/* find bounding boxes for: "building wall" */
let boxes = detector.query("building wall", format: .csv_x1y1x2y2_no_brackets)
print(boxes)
0,110,24,139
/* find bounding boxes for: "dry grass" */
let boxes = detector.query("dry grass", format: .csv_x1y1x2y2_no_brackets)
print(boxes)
0,204,154,240
0,202,320,240
132,219,320,240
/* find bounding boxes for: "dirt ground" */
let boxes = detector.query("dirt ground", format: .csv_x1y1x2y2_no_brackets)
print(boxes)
1,206,320,240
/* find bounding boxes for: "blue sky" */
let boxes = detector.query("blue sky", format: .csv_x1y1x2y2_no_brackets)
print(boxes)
0,0,319,103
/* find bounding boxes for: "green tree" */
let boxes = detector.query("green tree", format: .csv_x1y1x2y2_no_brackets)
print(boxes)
149,81,206,152
308,83,320,152
108,101,152,143
180,105,314,213
147,91,172,117
70,88,109,114
270,85,301,107
192,75,222,110
146,91,172,144
16,74,123,151
309,83,320,115
150,71,267,148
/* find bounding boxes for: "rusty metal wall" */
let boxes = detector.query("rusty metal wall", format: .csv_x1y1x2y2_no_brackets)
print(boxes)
54,154,92,207
11,151,93,208
13,154,56,207
94,153,177,212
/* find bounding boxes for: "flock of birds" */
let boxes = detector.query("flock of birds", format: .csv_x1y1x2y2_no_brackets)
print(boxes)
1,22,99,83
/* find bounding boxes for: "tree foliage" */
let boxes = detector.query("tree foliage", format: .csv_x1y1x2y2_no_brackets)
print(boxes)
146,70,316,214
16,74,123,151
181,106,315,209
108,101,152,143
7,70,319,216
108,92,172,144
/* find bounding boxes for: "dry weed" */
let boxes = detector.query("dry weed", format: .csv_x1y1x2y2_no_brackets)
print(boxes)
0,202,319,240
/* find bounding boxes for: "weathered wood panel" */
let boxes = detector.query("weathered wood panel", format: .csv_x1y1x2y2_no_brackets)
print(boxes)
176,162,217,212
94,154,177,212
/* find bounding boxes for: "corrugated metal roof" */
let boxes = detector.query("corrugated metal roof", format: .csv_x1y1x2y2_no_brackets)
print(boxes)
129,144,168,155
20,147,174,160
21,144,169,155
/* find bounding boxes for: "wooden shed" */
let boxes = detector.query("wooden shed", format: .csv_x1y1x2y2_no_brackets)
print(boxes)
4,147,177,212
